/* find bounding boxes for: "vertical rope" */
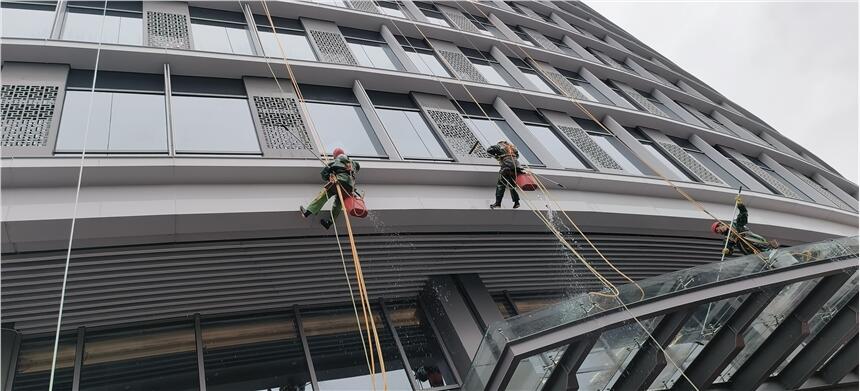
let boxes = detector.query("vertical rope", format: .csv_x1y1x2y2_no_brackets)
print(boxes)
49,2,108,389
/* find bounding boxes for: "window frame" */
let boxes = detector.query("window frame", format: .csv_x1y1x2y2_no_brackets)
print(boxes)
1,1,58,39
300,85,388,159
627,127,696,182
253,14,317,61
188,6,254,56
371,93,454,162
461,48,521,88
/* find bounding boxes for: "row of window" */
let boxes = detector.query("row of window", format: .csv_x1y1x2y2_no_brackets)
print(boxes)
47,68,854,212
12,300,458,391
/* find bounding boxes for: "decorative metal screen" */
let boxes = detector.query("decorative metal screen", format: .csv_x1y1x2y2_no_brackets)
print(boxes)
308,29,358,65
617,83,668,117
542,69,589,100
557,125,623,171
439,8,481,34
655,141,726,185
349,0,380,13
253,96,313,151
682,103,733,135
737,160,801,199
594,51,629,73
146,11,190,49
530,33,562,53
425,109,491,159
788,168,854,210
1,85,58,147
437,50,488,83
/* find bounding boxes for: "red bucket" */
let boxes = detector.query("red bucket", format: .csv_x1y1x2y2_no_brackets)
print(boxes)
516,173,537,191
343,195,368,218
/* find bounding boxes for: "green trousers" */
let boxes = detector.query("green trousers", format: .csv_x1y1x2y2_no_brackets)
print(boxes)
495,172,520,204
307,185,352,219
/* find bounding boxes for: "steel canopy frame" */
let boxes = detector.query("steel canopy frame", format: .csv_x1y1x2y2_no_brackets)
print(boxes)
480,256,858,391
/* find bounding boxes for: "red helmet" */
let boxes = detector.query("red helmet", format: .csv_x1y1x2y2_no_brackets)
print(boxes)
711,221,723,234
332,147,345,158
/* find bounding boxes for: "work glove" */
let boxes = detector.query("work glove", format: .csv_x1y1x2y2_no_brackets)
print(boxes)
722,248,731,256
735,195,743,205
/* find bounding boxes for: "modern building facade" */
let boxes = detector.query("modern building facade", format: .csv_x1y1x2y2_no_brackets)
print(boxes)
0,1,857,390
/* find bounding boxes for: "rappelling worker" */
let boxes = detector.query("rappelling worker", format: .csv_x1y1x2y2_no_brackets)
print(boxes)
711,195,779,256
299,147,360,229
487,140,521,209
415,365,444,387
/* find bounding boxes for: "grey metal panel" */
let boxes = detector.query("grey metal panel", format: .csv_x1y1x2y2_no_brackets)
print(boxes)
456,274,504,332
543,336,597,391
688,135,771,193
436,4,481,34
300,18,358,66
243,77,319,159
729,272,854,390
614,81,668,117
813,174,859,211
723,148,803,200
348,0,380,14
819,334,859,384
0,233,727,334
760,154,835,207
353,79,401,160
787,167,854,211
612,309,693,390
642,129,727,186
530,60,589,100
492,96,564,169
411,92,493,163
427,39,488,83
142,1,192,49
522,27,562,53
778,298,858,389
1,329,20,391
1,63,69,157
421,275,483,378
540,110,625,173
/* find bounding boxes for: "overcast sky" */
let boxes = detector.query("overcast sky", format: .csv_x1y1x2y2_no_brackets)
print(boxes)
584,0,858,182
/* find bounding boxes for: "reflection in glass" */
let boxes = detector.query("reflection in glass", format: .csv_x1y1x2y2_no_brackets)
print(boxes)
172,96,261,154
576,319,661,391
523,125,587,169
348,41,403,71
79,323,200,390
387,302,458,389
12,336,76,391
203,315,312,391
505,346,567,391
468,118,540,165
376,108,449,160
0,3,55,39
259,30,317,61
404,50,451,78
62,9,143,45
56,91,168,153
303,306,412,390
306,102,385,157
191,21,253,55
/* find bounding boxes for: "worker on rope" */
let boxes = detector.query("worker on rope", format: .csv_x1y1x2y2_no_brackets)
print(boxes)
487,140,521,209
300,147,360,229
711,195,779,256
415,365,444,387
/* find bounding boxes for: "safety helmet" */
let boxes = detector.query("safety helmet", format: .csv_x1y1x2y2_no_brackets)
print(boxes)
332,147,345,158
711,221,724,234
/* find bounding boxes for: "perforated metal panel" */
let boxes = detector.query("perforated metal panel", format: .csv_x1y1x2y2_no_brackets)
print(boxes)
616,83,668,117
593,51,629,73
253,96,313,152
682,103,733,135
438,7,481,34
307,29,358,65
348,0,380,13
529,31,562,53
437,50,488,83
656,141,726,185
788,168,854,211
146,11,190,49
425,109,491,159
1,85,58,147
542,69,588,100
737,159,802,199
556,125,623,171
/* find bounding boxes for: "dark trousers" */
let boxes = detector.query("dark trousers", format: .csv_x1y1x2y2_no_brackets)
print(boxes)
495,171,519,204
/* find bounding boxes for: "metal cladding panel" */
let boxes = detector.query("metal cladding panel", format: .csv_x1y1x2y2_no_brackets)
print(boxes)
724,148,803,200
411,92,493,163
301,19,359,66
522,27,562,53
435,48,488,83
615,82,668,118
643,130,727,186
437,5,481,34
142,2,192,49
1,63,69,157
540,110,624,173
680,102,734,136
593,50,629,73
787,167,854,211
244,77,318,159
348,0,380,14
1,233,725,334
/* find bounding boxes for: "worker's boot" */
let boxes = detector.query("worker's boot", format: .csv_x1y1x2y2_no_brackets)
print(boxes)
489,203,502,209
320,218,333,230
299,206,311,218
513,201,520,209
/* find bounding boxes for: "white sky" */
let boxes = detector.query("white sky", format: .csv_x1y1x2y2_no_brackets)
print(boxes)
584,0,859,182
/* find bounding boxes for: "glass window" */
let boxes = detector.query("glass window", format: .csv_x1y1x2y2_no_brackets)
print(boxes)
691,151,746,190
521,70,556,94
79,323,200,390
12,335,76,391
511,26,536,46
56,90,168,153
523,124,587,169
467,118,541,165
560,70,611,104
404,49,451,77
303,305,412,390
748,157,815,202
202,314,312,391
470,60,518,87
347,40,403,71
62,6,143,45
415,2,450,27
190,20,253,55
642,144,692,181
376,1,407,18
387,301,458,388
376,108,450,160
590,135,644,175
546,36,579,57
1,2,56,39
258,29,317,61
172,95,261,154
305,101,385,158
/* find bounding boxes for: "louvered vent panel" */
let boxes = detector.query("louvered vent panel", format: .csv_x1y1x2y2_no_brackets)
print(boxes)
437,50,488,83
656,141,726,185
146,11,190,49
616,83,668,117
439,8,481,34
1,233,725,333
738,160,802,199
308,29,358,65
1,85,58,147
556,125,623,171
425,109,491,159
253,96,313,151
